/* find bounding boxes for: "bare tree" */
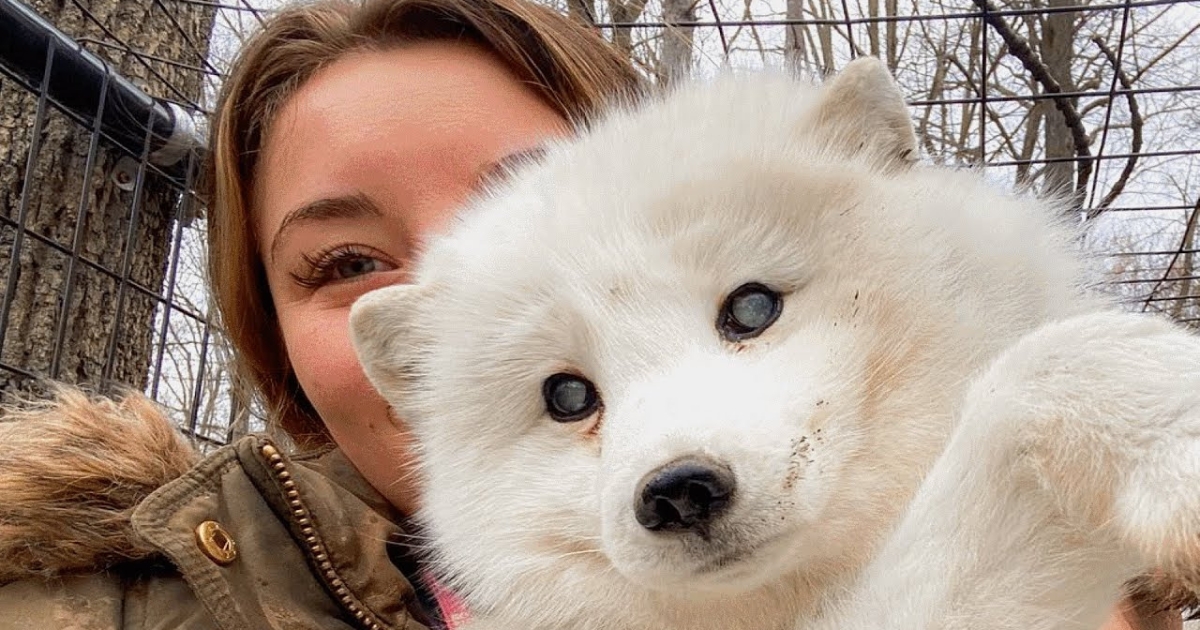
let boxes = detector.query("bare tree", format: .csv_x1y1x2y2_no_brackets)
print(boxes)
567,0,596,24
785,0,806,67
1036,0,1081,200
610,0,1196,329
607,0,651,60
660,0,698,85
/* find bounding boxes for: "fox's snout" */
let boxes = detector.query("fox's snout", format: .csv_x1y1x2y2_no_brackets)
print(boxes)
634,455,737,532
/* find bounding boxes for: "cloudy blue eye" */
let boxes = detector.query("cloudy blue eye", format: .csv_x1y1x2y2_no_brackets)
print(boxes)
542,373,600,422
718,283,782,341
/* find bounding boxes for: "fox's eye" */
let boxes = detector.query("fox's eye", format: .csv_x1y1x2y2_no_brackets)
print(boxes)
543,373,601,422
718,283,782,341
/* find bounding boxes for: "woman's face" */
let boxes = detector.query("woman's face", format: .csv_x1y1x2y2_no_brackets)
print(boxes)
256,42,567,514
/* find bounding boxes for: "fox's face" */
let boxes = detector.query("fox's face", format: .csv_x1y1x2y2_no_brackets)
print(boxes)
351,59,1075,626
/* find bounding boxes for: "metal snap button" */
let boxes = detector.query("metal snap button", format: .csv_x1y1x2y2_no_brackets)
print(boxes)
195,520,238,565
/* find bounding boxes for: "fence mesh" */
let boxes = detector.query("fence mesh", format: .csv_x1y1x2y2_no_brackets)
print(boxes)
1,0,1198,448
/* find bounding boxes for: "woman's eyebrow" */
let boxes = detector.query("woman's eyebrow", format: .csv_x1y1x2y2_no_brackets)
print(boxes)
270,193,384,261
475,145,549,188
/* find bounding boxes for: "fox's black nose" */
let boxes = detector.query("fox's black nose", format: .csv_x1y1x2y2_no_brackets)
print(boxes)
634,457,735,531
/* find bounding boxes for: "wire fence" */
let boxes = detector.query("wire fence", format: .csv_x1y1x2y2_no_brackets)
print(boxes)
0,0,241,449
1,0,1198,448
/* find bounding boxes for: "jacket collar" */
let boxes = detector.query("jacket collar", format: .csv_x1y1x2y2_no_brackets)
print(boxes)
133,435,436,630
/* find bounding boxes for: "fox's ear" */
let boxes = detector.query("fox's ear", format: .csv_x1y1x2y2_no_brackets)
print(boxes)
350,284,431,402
801,57,917,168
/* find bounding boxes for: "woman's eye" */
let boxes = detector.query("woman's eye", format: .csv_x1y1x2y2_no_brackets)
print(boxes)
292,246,397,289
542,373,601,423
332,255,381,280
718,283,783,341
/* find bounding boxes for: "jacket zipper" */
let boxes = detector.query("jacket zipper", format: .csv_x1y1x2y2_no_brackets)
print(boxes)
260,442,387,630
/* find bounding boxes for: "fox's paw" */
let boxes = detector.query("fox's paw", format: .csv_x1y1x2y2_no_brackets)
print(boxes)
1111,404,1200,575
963,311,1200,570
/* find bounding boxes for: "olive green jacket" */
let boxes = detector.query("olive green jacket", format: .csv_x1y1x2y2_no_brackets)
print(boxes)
0,391,443,630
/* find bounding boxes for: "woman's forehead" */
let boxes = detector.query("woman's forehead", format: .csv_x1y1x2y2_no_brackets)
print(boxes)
252,42,567,246
259,43,542,176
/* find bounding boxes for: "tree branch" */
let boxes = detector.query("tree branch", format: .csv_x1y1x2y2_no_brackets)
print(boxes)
970,0,1093,196
566,0,595,25
1088,35,1143,218
1141,195,1200,313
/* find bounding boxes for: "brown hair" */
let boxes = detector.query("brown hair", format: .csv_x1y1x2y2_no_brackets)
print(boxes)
207,0,642,451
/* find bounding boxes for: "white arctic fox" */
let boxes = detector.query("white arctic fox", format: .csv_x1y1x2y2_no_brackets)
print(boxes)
350,58,1200,630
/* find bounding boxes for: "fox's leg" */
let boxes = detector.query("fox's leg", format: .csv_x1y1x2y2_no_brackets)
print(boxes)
807,311,1200,630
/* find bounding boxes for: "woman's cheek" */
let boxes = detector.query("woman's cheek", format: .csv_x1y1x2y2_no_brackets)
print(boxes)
285,306,384,431
279,302,420,514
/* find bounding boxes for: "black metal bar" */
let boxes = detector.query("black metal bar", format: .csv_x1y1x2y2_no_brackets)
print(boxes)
76,37,220,76
0,213,210,323
50,66,110,379
0,43,54,363
101,105,157,385
1126,293,1200,305
588,0,1185,29
1110,274,1200,286
1094,204,1197,214
1085,2,1134,208
150,151,199,398
64,0,201,111
187,324,213,434
0,361,40,382
908,84,1200,108
1105,248,1200,258
987,148,1197,169
0,0,199,168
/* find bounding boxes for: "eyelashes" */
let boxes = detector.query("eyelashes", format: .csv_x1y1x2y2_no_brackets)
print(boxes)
289,243,397,289
284,151,548,291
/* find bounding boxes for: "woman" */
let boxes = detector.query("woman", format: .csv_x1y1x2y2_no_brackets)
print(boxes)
0,0,1185,627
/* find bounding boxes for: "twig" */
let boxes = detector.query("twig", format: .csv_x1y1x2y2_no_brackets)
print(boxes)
706,0,729,55
969,0,1093,196
1132,20,1200,83
1141,196,1200,313
1088,34,1143,218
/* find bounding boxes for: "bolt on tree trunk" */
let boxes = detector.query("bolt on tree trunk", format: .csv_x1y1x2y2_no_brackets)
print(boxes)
0,0,215,397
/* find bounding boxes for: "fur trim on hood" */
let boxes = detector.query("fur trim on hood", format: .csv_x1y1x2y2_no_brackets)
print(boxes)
0,386,199,583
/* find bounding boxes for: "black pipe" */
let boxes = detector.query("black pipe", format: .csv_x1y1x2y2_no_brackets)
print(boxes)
0,0,200,167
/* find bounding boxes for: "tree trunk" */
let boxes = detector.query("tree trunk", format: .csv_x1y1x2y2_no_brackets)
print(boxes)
884,0,898,71
659,0,696,86
0,0,214,397
867,0,881,58
1173,209,1197,323
566,0,594,25
607,0,649,62
785,0,807,69
812,0,836,75
1038,0,1079,201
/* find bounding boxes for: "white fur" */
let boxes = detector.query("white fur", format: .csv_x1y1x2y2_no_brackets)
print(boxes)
350,58,1200,630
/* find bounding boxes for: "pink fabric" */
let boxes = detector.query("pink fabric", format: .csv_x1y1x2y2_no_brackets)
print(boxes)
425,574,471,629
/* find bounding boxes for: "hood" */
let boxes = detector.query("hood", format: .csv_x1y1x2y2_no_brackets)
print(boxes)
0,386,199,583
